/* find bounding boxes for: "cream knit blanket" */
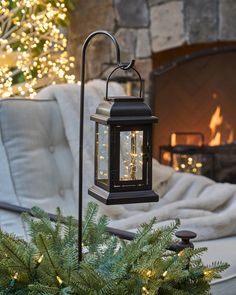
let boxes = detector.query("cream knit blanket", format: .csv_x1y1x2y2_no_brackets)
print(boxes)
37,81,236,241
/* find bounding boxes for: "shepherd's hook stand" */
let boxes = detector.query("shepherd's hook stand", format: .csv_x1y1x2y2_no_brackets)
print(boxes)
78,30,135,264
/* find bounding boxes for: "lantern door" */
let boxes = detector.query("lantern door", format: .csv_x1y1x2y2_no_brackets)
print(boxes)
110,125,152,192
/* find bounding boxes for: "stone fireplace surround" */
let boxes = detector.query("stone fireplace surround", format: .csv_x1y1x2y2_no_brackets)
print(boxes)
68,0,236,88
68,0,236,182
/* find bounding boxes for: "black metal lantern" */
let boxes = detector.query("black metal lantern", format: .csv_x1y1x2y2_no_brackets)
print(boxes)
88,64,159,205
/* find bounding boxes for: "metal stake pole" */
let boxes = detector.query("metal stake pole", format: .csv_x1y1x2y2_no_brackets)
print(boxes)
78,31,121,264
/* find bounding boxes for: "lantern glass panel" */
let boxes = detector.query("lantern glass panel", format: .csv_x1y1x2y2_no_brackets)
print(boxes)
120,130,143,181
96,124,109,186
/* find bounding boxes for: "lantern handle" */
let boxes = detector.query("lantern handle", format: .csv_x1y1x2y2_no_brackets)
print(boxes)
105,61,144,101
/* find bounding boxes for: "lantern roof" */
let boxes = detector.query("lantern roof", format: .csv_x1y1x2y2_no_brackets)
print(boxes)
91,96,158,125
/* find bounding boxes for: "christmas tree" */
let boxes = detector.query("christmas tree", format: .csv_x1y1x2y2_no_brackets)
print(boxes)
0,202,228,294
0,0,75,98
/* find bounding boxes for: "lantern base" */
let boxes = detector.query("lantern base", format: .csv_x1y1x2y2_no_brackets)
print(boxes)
88,185,159,205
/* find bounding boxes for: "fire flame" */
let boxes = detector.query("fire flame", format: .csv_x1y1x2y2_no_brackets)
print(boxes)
208,105,234,146
208,106,223,146
170,133,176,147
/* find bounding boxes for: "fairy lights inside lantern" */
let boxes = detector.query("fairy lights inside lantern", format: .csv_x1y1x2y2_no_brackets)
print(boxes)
120,130,143,181
88,64,159,205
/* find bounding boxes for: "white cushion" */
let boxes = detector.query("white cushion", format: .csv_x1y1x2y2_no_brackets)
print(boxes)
0,99,76,231
0,119,15,197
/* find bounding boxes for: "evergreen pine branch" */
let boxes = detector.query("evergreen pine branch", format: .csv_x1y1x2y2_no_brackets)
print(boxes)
62,216,77,248
29,285,73,295
82,202,98,236
0,202,229,294
0,235,35,278
34,233,66,287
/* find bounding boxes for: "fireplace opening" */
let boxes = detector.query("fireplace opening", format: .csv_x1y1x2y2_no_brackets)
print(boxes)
151,42,236,184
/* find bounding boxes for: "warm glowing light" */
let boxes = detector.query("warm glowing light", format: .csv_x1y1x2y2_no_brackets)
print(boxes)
142,286,149,294
196,162,202,168
0,0,75,98
56,275,63,285
187,157,193,164
37,254,44,264
13,272,18,280
208,105,234,146
209,106,223,137
170,133,177,147
173,154,203,175
204,270,212,278
209,131,221,146
162,270,168,277
145,270,154,278
162,152,171,162
120,130,143,181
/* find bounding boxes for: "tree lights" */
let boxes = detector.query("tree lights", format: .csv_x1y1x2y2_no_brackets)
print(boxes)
0,0,75,98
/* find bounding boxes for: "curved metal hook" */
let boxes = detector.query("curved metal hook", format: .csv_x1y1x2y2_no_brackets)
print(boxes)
81,31,121,65
105,62,143,100
120,59,135,70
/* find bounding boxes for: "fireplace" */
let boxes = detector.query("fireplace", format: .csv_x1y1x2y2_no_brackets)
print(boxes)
151,44,236,184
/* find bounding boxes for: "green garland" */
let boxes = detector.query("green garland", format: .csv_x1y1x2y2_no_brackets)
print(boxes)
0,202,229,294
